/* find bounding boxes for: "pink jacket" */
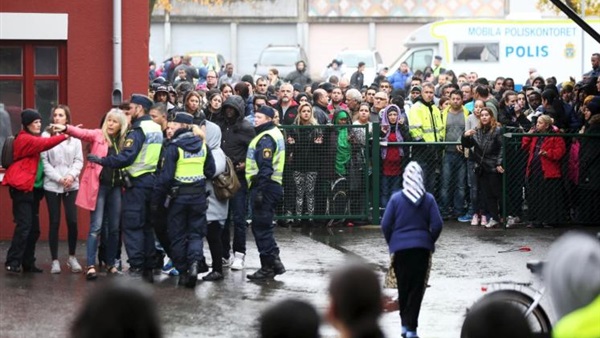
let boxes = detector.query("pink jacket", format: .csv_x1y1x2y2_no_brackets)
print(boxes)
66,125,111,211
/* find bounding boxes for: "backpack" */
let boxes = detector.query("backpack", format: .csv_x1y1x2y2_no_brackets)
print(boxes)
1,135,15,169
212,156,241,201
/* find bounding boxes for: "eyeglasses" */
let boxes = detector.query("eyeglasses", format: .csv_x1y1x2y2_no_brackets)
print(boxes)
207,76,216,78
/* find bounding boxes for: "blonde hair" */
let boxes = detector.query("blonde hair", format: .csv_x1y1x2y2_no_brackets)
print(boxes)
537,114,553,127
294,102,318,126
102,109,128,149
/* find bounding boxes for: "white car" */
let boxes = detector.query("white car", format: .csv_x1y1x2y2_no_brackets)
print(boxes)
336,49,384,87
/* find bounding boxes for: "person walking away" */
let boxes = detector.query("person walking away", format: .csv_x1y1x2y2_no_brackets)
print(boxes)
381,161,443,338
86,94,163,282
42,105,83,274
246,105,286,280
3,109,69,273
151,112,215,288
52,109,128,279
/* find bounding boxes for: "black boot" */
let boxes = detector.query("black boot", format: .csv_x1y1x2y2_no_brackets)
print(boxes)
142,268,154,283
247,256,275,280
273,255,286,275
185,262,199,288
178,271,190,287
198,257,209,273
22,265,43,273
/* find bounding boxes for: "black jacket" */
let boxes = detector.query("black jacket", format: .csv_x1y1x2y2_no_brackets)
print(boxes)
461,127,503,173
218,95,256,169
579,115,600,190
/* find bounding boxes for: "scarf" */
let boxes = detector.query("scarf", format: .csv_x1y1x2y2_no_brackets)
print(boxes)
402,161,425,204
335,111,351,175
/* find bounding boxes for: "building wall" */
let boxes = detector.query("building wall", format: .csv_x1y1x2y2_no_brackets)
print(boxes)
0,1,149,240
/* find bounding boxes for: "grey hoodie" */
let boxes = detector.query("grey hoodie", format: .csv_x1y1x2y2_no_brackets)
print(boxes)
544,231,600,320
204,120,229,223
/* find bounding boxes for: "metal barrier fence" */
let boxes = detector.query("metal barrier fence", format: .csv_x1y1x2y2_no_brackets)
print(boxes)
273,124,600,226
502,131,600,226
275,124,371,225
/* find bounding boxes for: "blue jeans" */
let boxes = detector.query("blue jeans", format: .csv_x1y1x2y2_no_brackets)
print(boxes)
380,175,401,210
439,151,467,216
223,177,248,255
250,183,283,261
466,161,479,215
87,185,121,267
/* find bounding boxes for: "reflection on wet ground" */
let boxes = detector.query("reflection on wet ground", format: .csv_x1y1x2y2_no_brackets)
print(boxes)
0,223,597,337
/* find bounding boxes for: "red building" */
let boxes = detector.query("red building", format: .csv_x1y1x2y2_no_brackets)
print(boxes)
0,1,149,240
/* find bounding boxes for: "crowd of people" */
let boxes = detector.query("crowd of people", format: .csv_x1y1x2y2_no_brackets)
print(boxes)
149,52,600,229
3,51,600,280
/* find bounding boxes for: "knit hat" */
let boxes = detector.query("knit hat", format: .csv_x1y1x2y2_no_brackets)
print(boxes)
172,112,194,125
402,161,425,204
21,109,42,127
257,105,275,119
587,96,600,116
130,94,153,111
410,85,422,93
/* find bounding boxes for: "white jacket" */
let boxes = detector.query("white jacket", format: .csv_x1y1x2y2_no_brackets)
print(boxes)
41,131,83,193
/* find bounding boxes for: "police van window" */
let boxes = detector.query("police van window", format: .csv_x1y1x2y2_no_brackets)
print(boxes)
406,49,433,72
453,43,499,62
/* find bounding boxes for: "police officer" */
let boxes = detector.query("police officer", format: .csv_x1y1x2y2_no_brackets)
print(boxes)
152,112,215,288
87,94,163,282
246,105,286,280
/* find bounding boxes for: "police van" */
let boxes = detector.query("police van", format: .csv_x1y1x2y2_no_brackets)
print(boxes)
389,19,600,87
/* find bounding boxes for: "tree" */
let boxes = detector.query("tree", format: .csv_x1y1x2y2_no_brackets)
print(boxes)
537,0,600,15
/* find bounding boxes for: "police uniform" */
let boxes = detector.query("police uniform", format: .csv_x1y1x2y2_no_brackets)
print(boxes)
408,98,444,194
246,106,286,280
152,112,215,288
88,94,163,281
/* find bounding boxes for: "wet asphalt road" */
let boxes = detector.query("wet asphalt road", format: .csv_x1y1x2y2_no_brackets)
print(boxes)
0,222,598,338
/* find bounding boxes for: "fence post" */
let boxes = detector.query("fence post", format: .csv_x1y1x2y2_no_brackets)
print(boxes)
502,128,507,228
371,122,380,225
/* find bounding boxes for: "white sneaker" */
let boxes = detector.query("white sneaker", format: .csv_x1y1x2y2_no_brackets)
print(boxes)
506,216,521,228
231,252,245,270
222,256,233,268
51,260,61,274
67,256,83,273
470,214,480,226
485,218,499,228
480,215,488,227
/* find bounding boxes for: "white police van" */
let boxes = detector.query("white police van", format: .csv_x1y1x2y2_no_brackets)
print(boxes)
389,19,600,87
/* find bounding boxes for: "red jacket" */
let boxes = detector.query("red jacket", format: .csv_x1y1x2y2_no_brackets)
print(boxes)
2,130,68,192
522,130,566,179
